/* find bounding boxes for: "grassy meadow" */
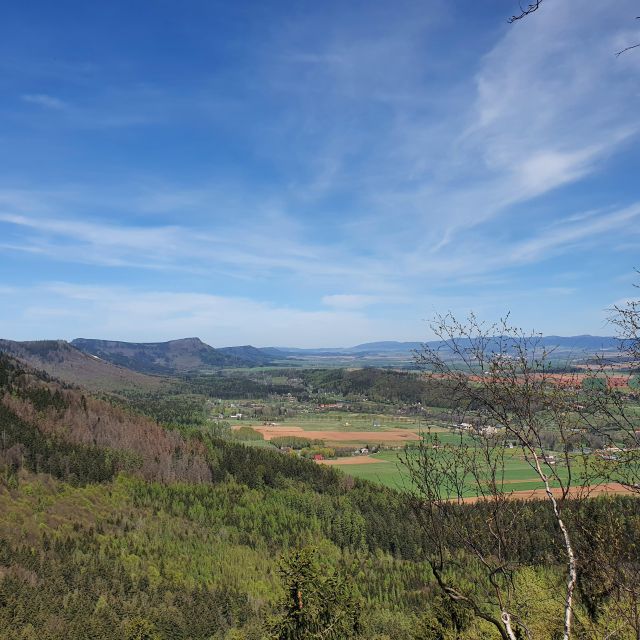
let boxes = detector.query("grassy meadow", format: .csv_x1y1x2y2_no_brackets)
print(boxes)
324,448,576,493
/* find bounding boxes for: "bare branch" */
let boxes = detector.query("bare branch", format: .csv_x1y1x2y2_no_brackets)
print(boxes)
616,16,640,56
615,42,640,57
508,0,543,24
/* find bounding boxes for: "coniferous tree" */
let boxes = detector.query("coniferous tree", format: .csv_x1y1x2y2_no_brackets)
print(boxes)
268,547,361,640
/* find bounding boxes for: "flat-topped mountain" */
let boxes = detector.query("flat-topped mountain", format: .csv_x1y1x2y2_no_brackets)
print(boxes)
72,337,274,374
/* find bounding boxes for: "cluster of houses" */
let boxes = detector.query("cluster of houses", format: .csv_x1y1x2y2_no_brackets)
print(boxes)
317,402,347,410
595,446,626,461
454,422,502,436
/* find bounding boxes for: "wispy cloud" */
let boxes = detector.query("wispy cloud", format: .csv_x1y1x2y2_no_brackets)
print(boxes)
1,190,639,303
16,87,175,129
21,93,68,110
460,3,639,204
0,202,398,293
503,204,640,265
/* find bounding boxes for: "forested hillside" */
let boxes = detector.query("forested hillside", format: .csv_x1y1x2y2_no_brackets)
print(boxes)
0,354,211,484
71,337,274,374
1,354,639,639
0,339,166,392
303,368,438,404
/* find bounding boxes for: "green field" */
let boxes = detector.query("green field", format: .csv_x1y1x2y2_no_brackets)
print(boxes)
236,410,594,497
328,449,573,493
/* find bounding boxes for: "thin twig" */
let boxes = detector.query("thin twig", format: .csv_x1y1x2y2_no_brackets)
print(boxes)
508,0,543,24
616,42,640,57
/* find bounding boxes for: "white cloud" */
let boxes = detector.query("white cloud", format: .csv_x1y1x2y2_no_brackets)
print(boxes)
393,201,640,281
0,200,403,294
515,148,604,197
0,274,629,346
0,213,180,249
462,1,639,200
22,93,67,110
15,283,413,347
342,1,639,245
503,203,640,265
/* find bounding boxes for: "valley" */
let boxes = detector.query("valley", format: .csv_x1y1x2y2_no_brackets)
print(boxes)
0,329,638,639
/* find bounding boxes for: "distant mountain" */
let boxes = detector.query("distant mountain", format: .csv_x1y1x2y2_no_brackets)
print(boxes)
349,341,425,353
268,347,350,356
0,339,165,391
270,336,623,358
534,335,622,351
72,337,275,374
263,342,423,357
351,336,622,354
259,347,292,358
216,345,274,366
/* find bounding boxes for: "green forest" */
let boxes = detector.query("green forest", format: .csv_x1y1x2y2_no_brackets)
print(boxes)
1,352,639,639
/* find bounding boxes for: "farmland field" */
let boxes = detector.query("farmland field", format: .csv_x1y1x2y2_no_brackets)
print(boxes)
235,411,449,446
322,449,592,495
241,411,430,432
234,410,635,500
247,425,421,444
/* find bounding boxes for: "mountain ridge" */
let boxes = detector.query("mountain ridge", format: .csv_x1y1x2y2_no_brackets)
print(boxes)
268,335,623,356
0,339,166,391
2,335,624,383
72,337,274,374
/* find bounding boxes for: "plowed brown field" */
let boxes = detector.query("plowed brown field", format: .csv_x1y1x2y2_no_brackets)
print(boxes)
460,482,633,503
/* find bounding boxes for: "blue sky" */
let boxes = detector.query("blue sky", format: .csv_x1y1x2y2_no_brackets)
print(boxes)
1,0,639,347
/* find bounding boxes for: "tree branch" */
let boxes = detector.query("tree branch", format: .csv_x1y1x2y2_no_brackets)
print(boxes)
508,1,543,24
